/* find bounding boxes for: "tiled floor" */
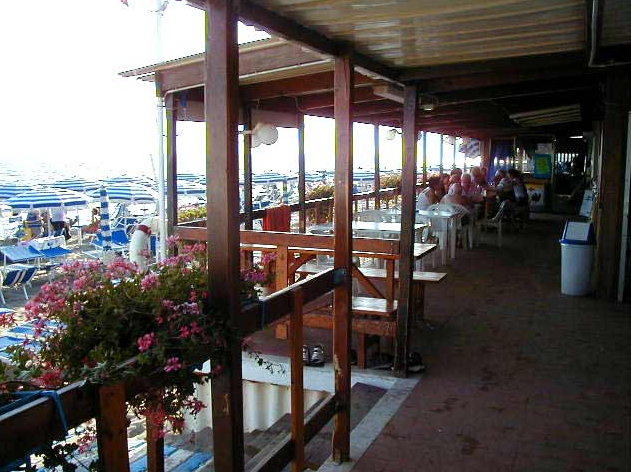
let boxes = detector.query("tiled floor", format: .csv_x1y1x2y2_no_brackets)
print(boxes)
351,215,630,472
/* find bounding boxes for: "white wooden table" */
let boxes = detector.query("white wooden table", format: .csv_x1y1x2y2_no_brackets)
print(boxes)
308,221,426,236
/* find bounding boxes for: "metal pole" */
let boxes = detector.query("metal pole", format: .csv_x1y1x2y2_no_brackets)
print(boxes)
373,124,380,209
453,136,457,169
422,131,427,184
439,134,444,176
155,0,167,261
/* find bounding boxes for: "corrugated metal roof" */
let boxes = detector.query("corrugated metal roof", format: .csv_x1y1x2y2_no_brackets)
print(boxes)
251,0,587,67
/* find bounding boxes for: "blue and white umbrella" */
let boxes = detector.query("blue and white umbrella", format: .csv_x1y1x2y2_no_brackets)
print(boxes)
6,187,92,209
153,180,206,196
0,183,35,200
304,172,327,183
99,187,112,252
353,170,377,182
104,176,154,186
177,173,203,182
50,177,101,193
89,183,158,204
252,172,290,184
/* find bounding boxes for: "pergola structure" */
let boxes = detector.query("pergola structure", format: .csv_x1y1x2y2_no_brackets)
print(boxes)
1,1,629,472
122,1,631,470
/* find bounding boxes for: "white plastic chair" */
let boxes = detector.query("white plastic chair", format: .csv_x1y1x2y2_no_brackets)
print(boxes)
478,201,508,247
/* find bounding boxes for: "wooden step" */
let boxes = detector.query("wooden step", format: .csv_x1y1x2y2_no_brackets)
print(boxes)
351,296,397,317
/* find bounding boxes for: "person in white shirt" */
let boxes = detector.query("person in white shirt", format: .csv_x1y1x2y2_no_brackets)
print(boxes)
417,176,442,211
51,207,71,240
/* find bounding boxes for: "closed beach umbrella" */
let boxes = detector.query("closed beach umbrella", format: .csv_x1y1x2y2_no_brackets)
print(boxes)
99,187,112,252
6,187,92,209
50,177,101,193
89,183,158,204
0,183,35,200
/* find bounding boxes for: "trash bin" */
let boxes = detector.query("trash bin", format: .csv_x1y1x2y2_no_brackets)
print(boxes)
560,221,595,296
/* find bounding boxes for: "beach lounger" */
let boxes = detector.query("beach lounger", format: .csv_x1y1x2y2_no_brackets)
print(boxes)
90,233,128,252
0,264,38,305
0,244,44,265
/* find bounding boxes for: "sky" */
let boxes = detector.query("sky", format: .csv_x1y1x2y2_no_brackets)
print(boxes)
0,0,475,181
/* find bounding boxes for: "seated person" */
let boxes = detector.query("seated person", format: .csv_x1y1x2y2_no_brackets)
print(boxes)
461,173,483,203
25,209,43,239
491,170,515,202
417,176,442,210
440,173,451,197
441,183,471,224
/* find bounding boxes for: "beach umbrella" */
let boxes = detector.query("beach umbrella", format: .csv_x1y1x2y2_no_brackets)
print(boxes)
304,172,327,183
50,177,101,193
353,170,377,182
0,183,35,200
252,172,289,184
153,180,206,196
99,187,112,252
89,183,158,204
177,173,203,182
104,176,154,186
6,187,92,210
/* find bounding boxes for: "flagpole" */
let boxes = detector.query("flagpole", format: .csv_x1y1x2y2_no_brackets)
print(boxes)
155,0,168,261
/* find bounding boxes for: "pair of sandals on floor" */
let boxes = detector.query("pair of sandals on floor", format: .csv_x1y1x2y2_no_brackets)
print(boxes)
302,344,326,367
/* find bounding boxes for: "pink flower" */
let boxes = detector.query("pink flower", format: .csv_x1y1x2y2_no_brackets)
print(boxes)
0,310,16,328
33,368,63,388
141,272,159,291
190,322,202,335
183,397,206,415
137,333,157,352
166,234,180,248
164,357,182,373
179,325,191,339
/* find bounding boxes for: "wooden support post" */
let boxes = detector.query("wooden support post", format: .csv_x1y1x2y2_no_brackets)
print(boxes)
439,134,444,176
332,52,353,464
374,124,380,209
244,107,254,231
205,1,245,471
421,131,427,184
146,416,165,472
276,245,289,290
298,113,306,232
481,138,492,172
595,72,630,300
166,93,178,235
394,84,419,375
96,384,130,472
291,287,305,472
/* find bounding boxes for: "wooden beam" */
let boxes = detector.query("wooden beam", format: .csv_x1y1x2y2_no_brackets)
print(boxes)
166,93,178,234
399,51,585,82
96,384,130,472
204,1,245,471
298,87,386,110
298,113,306,232
421,131,427,184
418,66,594,94
146,417,165,472
595,72,630,300
332,52,353,464
374,124,380,209
394,84,419,375
240,71,376,102
439,133,444,175
290,287,305,472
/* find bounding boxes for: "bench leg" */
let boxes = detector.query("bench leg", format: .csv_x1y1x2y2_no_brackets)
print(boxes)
0,289,5,305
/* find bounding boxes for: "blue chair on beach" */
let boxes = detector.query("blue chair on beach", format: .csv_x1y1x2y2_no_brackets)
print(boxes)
91,232,128,252
0,245,44,265
0,264,38,305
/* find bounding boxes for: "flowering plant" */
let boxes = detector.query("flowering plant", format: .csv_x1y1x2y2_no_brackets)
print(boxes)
0,238,275,468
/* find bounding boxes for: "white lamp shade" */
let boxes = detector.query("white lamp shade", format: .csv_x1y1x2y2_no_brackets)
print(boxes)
254,123,279,145
385,128,398,141
251,134,262,148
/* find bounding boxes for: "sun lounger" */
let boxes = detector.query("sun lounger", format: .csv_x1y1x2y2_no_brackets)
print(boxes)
0,245,44,265
0,264,38,305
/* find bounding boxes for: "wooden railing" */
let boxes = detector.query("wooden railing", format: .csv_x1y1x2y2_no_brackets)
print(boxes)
0,268,344,472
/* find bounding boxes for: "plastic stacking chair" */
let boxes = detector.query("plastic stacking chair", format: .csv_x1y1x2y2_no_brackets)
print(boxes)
451,203,475,250
478,201,508,247
0,264,38,305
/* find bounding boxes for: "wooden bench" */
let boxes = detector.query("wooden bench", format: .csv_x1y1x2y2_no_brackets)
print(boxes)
281,264,447,368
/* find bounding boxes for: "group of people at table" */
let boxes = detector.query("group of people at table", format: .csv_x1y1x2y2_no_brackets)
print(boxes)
417,166,529,219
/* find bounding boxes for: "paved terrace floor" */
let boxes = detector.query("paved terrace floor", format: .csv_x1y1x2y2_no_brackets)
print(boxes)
352,214,630,472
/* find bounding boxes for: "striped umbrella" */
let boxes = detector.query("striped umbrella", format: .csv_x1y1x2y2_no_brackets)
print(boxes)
50,177,101,193
88,183,158,204
252,172,290,184
104,176,154,186
177,172,203,182
6,187,92,209
0,183,35,200
153,180,206,196
99,187,112,252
